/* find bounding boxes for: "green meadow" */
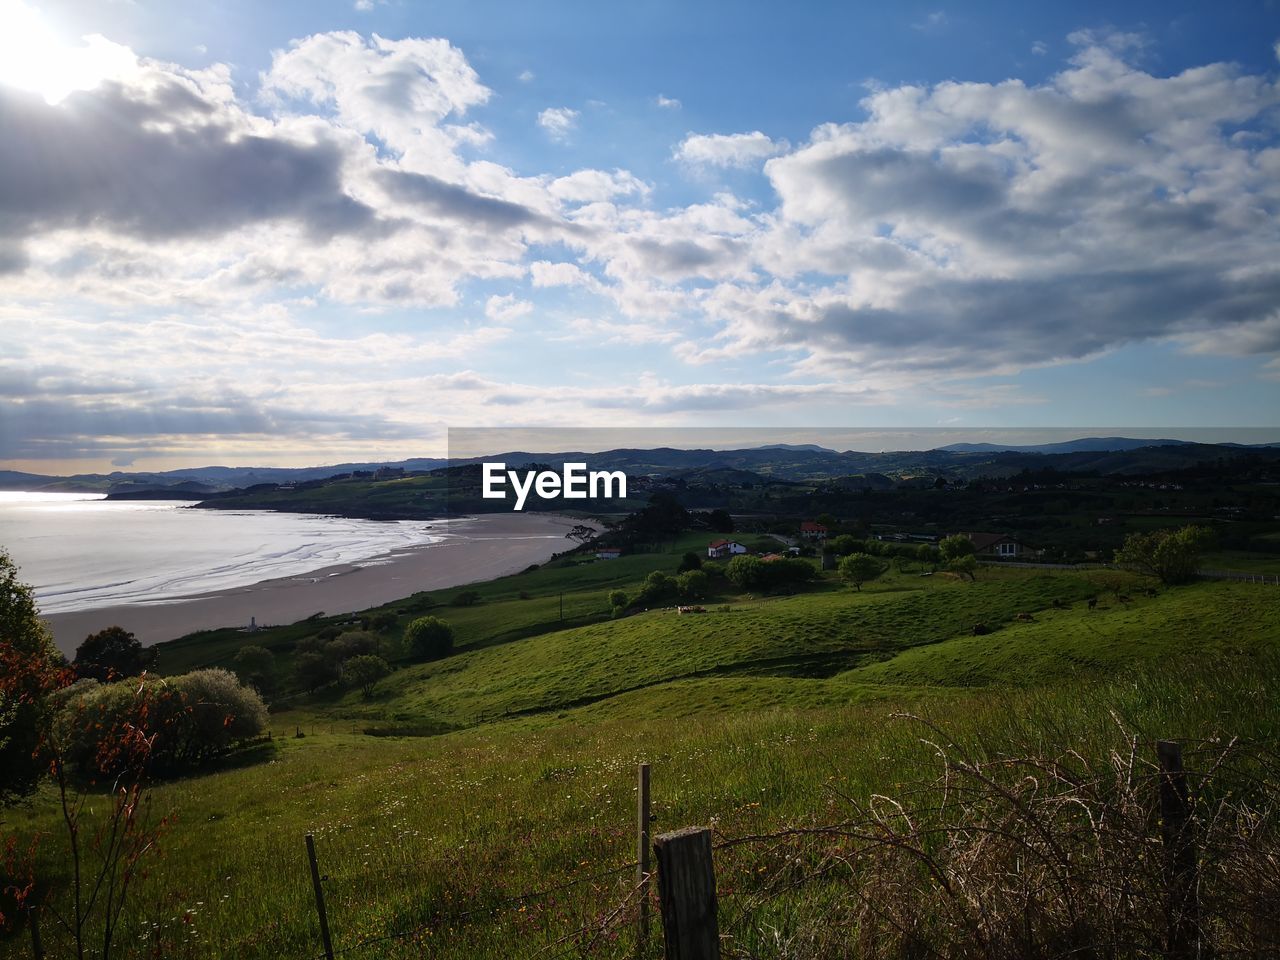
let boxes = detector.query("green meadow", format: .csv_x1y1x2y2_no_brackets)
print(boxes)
6,538,1280,959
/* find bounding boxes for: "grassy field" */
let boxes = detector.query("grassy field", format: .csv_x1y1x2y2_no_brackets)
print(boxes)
5,536,1280,959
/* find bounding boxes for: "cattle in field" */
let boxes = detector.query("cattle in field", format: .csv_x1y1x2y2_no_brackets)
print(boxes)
1052,598,1067,609
1087,597,1098,611
1118,594,1132,604
972,622,991,636
677,605,706,615
1015,612,1035,622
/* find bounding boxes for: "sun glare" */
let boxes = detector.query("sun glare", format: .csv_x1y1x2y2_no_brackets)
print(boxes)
0,0,137,104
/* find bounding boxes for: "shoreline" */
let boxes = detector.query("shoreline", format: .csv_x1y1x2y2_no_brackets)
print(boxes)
43,513,583,655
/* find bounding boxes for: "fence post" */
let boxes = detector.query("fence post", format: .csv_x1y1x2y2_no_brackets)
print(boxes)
28,908,43,960
1156,741,1199,960
305,833,336,960
637,763,652,954
654,827,719,960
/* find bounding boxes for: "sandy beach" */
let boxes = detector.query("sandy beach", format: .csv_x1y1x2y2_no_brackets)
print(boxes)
44,513,582,655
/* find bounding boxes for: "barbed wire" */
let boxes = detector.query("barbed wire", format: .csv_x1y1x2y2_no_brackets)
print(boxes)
308,859,640,959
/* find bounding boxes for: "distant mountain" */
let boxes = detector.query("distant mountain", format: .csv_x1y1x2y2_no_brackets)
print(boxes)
938,437,1196,455
752,443,838,454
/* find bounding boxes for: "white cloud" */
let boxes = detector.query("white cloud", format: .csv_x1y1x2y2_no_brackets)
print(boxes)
484,293,533,322
537,106,579,141
1031,40,1048,56
3,28,1280,463
912,10,948,31
518,69,535,83
655,94,681,109
674,131,789,167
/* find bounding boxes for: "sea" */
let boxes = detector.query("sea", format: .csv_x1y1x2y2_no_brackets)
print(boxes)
0,492,442,614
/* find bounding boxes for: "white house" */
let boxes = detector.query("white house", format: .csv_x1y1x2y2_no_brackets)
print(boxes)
707,539,748,559
596,547,623,560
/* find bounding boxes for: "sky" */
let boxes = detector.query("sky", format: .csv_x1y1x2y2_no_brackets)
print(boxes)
1,0,1279,472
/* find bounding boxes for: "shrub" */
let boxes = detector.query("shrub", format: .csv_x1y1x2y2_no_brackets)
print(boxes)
727,555,816,592
451,590,482,607
405,616,454,660
635,571,678,607
55,669,266,778
608,589,629,610
179,668,268,749
611,604,627,620
677,569,709,599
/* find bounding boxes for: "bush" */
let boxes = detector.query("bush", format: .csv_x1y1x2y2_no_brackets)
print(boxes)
677,569,709,599
451,590,482,607
405,616,454,660
608,589,629,609
727,555,816,592
55,669,266,778
611,604,627,620
635,571,678,607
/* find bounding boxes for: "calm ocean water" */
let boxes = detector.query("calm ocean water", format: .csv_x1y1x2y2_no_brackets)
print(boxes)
0,492,442,613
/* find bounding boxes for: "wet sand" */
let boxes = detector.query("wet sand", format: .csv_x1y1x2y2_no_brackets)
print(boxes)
44,513,582,655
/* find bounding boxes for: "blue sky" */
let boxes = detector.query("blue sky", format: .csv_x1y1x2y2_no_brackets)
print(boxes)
1,0,1279,470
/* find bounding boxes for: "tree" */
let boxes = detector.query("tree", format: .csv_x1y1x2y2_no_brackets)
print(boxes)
232,644,277,694
707,509,734,533
725,554,766,590
948,554,978,581
73,626,151,681
677,551,703,573
829,534,865,557
405,616,454,660
1115,525,1214,585
345,655,391,699
607,589,629,610
294,651,337,692
939,534,976,563
839,553,885,591
451,590,482,607
916,543,939,571
1,550,68,803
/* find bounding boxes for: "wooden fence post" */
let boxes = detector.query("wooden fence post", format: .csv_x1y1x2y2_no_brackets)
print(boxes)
637,763,652,954
305,833,335,960
28,908,43,959
1156,741,1199,960
654,827,719,960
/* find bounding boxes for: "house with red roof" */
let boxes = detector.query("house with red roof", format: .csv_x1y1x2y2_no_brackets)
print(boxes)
707,539,748,559
800,520,828,540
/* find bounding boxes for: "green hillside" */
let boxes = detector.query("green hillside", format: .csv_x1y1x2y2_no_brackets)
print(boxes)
8,537,1280,959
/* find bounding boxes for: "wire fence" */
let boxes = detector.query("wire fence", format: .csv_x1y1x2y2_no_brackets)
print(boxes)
285,730,1280,960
